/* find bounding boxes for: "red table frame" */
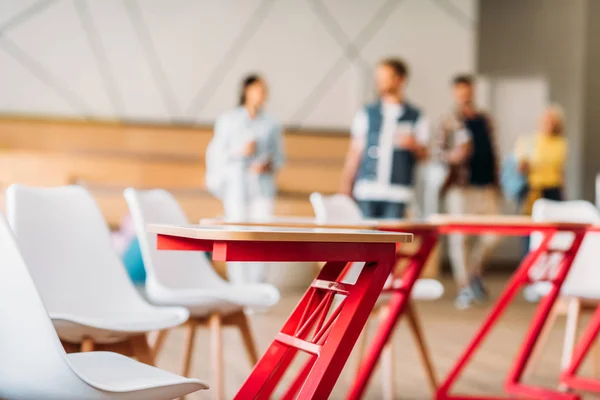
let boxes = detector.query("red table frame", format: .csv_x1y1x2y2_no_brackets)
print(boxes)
435,222,588,400
560,304,600,393
560,227,600,395
346,227,439,400
157,233,398,399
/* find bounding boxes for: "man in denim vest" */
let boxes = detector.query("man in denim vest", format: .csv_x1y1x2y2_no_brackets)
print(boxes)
340,58,429,219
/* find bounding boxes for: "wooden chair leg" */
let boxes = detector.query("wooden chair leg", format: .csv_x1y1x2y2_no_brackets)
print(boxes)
593,338,600,378
81,337,95,352
152,329,169,359
523,297,561,379
131,334,155,366
181,320,197,377
405,301,438,393
379,306,395,400
235,312,259,365
62,341,80,353
561,298,582,369
209,313,224,400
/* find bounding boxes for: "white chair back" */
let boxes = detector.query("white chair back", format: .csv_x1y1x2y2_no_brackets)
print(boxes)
124,188,227,291
310,193,364,284
530,199,600,298
309,193,363,223
6,185,152,319
0,211,92,397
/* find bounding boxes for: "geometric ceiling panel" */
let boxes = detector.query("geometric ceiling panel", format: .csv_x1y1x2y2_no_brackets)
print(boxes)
301,62,363,129
0,43,77,117
137,0,264,119
320,0,388,41
200,0,343,125
362,0,475,123
445,0,478,24
0,0,478,128
87,0,170,122
4,0,114,117
0,0,39,28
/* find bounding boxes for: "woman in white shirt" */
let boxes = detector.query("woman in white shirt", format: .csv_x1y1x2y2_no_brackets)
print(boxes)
206,75,284,283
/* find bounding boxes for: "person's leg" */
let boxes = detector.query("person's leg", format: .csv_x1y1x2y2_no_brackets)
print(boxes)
518,185,532,259
445,188,470,288
381,202,407,219
223,187,250,283
470,187,501,276
358,200,382,219
244,196,275,283
445,187,476,309
469,187,502,301
543,187,563,201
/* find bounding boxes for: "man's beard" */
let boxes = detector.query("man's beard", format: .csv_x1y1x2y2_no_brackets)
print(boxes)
380,87,398,96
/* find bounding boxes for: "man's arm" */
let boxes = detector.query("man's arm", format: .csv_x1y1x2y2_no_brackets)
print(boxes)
437,115,472,165
340,110,367,196
340,139,363,196
413,117,431,160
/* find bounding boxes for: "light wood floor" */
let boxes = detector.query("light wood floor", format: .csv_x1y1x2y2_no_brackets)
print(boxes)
154,276,600,399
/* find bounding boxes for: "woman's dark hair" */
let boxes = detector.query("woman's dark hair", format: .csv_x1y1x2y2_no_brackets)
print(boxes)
239,74,262,106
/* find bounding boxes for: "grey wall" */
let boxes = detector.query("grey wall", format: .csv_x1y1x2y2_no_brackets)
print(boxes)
0,0,478,129
478,0,588,199
582,0,600,202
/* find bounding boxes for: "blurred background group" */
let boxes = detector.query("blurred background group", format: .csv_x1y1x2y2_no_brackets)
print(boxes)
0,0,598,307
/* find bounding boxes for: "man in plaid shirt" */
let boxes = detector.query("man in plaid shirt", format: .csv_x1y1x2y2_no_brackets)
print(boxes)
437,74,502,310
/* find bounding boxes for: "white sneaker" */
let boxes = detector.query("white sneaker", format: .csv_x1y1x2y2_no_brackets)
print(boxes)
455,287,475,310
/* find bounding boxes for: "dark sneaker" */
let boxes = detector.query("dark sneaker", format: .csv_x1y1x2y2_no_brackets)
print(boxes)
454,287,475,310
469,275,489,303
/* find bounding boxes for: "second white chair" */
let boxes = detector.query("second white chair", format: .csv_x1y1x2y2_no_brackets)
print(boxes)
6,185,190,365
309,193,443,398
525,199,600,378
0,210,207,399
124,188,280,399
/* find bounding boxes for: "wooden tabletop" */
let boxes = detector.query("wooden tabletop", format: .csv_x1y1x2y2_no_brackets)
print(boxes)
150,224,413,243
199,216,438,231
429,214,590,229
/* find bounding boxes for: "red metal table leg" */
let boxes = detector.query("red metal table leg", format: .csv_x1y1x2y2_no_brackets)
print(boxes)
346,232,438,400
436,230,585,400
504,231,585,400
234,251,396,399
560,304,600,392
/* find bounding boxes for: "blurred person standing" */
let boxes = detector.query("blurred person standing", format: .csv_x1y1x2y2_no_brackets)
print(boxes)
516,105,567,252
437,74,501,310
206,74,284,284
340,58,429,219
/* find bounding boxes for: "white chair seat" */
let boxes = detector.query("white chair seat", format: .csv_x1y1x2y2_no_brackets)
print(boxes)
0,208,206,400
530,199,600,301
148,283,280,317
52,306,189,344
378,278,445,306
531,281,600,302
67,352,207,397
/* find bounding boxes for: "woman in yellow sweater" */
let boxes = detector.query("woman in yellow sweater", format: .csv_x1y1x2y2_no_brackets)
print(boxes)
516,105,567,210
516,105,567,251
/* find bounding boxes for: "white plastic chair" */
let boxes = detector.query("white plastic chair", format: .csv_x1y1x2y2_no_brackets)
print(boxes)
0,210,207,399
124,188,280,398
526,199,600,377
6,185,190,365
309,192,443,398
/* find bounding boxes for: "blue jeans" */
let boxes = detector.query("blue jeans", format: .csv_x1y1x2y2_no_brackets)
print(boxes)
358,201,407,219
